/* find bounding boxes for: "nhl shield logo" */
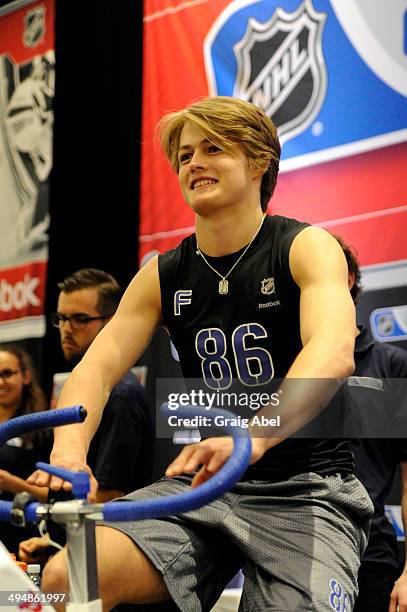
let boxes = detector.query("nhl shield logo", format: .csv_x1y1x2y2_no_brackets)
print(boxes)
23,5,46,48
261,277,275,295
233,0,327,144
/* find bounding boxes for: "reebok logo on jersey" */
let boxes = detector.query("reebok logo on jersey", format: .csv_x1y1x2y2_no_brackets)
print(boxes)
259,277,279,308
258,300,281,309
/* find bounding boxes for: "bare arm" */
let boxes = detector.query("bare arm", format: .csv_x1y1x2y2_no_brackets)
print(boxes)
0,470,48,502
167,227,357,485
289,226,355,376
389,461,407,612
29,257,162,490
249,225,356,447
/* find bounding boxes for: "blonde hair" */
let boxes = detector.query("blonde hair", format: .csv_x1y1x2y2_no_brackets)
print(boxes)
159,96,281,212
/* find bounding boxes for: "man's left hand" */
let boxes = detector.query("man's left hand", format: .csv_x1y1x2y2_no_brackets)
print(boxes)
165,436,267,488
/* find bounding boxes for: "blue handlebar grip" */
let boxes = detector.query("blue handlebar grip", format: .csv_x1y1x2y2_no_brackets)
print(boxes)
0,500,41,525
36,462,90,499
103,406,252,522
25,502,41,523
0,406,86,445
0,501,12,522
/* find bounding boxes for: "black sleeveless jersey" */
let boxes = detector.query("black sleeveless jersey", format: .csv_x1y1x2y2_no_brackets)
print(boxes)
159,214,353,480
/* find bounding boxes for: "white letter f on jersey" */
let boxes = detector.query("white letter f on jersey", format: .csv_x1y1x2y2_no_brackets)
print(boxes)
174,290,192,316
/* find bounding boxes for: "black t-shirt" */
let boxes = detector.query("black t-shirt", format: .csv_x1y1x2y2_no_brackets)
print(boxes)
87,371,154,494
159,214,353,480
351,326,407,569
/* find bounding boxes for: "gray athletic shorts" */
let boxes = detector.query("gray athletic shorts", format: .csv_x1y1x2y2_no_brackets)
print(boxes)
101,472,373,611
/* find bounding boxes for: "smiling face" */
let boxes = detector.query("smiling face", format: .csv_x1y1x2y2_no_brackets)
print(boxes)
0,350,30,417
178,121,261,215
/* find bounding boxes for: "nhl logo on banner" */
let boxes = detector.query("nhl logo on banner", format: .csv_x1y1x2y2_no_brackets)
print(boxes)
23,5,46,48
233,0,327,144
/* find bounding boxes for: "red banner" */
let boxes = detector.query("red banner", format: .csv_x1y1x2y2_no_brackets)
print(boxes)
0,0,54,342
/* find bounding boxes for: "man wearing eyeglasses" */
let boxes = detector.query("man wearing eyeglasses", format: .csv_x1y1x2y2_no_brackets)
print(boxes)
51,268,154,501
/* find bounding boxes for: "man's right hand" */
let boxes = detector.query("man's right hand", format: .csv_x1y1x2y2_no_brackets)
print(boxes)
27,455,98,501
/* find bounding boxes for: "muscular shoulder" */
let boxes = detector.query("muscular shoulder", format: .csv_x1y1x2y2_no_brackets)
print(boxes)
289,226,347,285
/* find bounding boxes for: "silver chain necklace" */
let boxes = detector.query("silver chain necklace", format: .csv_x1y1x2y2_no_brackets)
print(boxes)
196,215,266,295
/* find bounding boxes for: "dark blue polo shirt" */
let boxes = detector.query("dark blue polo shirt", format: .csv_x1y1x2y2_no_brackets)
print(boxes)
351,326,407,569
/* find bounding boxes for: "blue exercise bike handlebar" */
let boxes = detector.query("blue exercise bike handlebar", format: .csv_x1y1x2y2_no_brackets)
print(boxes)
103,405,252,521
0,404,252,524
0,405,86,445
0,406,87,523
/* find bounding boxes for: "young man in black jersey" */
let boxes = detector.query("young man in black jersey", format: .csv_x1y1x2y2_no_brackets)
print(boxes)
32,96,372,610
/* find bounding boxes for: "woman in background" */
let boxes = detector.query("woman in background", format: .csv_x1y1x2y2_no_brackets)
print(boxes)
0,344,50,554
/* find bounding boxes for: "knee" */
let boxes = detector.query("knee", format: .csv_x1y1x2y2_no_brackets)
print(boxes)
41,549,69,593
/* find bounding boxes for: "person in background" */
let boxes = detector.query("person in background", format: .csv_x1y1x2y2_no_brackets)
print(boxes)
335,235,407,612
0,345,50,554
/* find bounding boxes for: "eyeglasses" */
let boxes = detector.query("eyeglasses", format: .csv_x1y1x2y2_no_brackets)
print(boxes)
51,312,112,329
0,369,20,380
